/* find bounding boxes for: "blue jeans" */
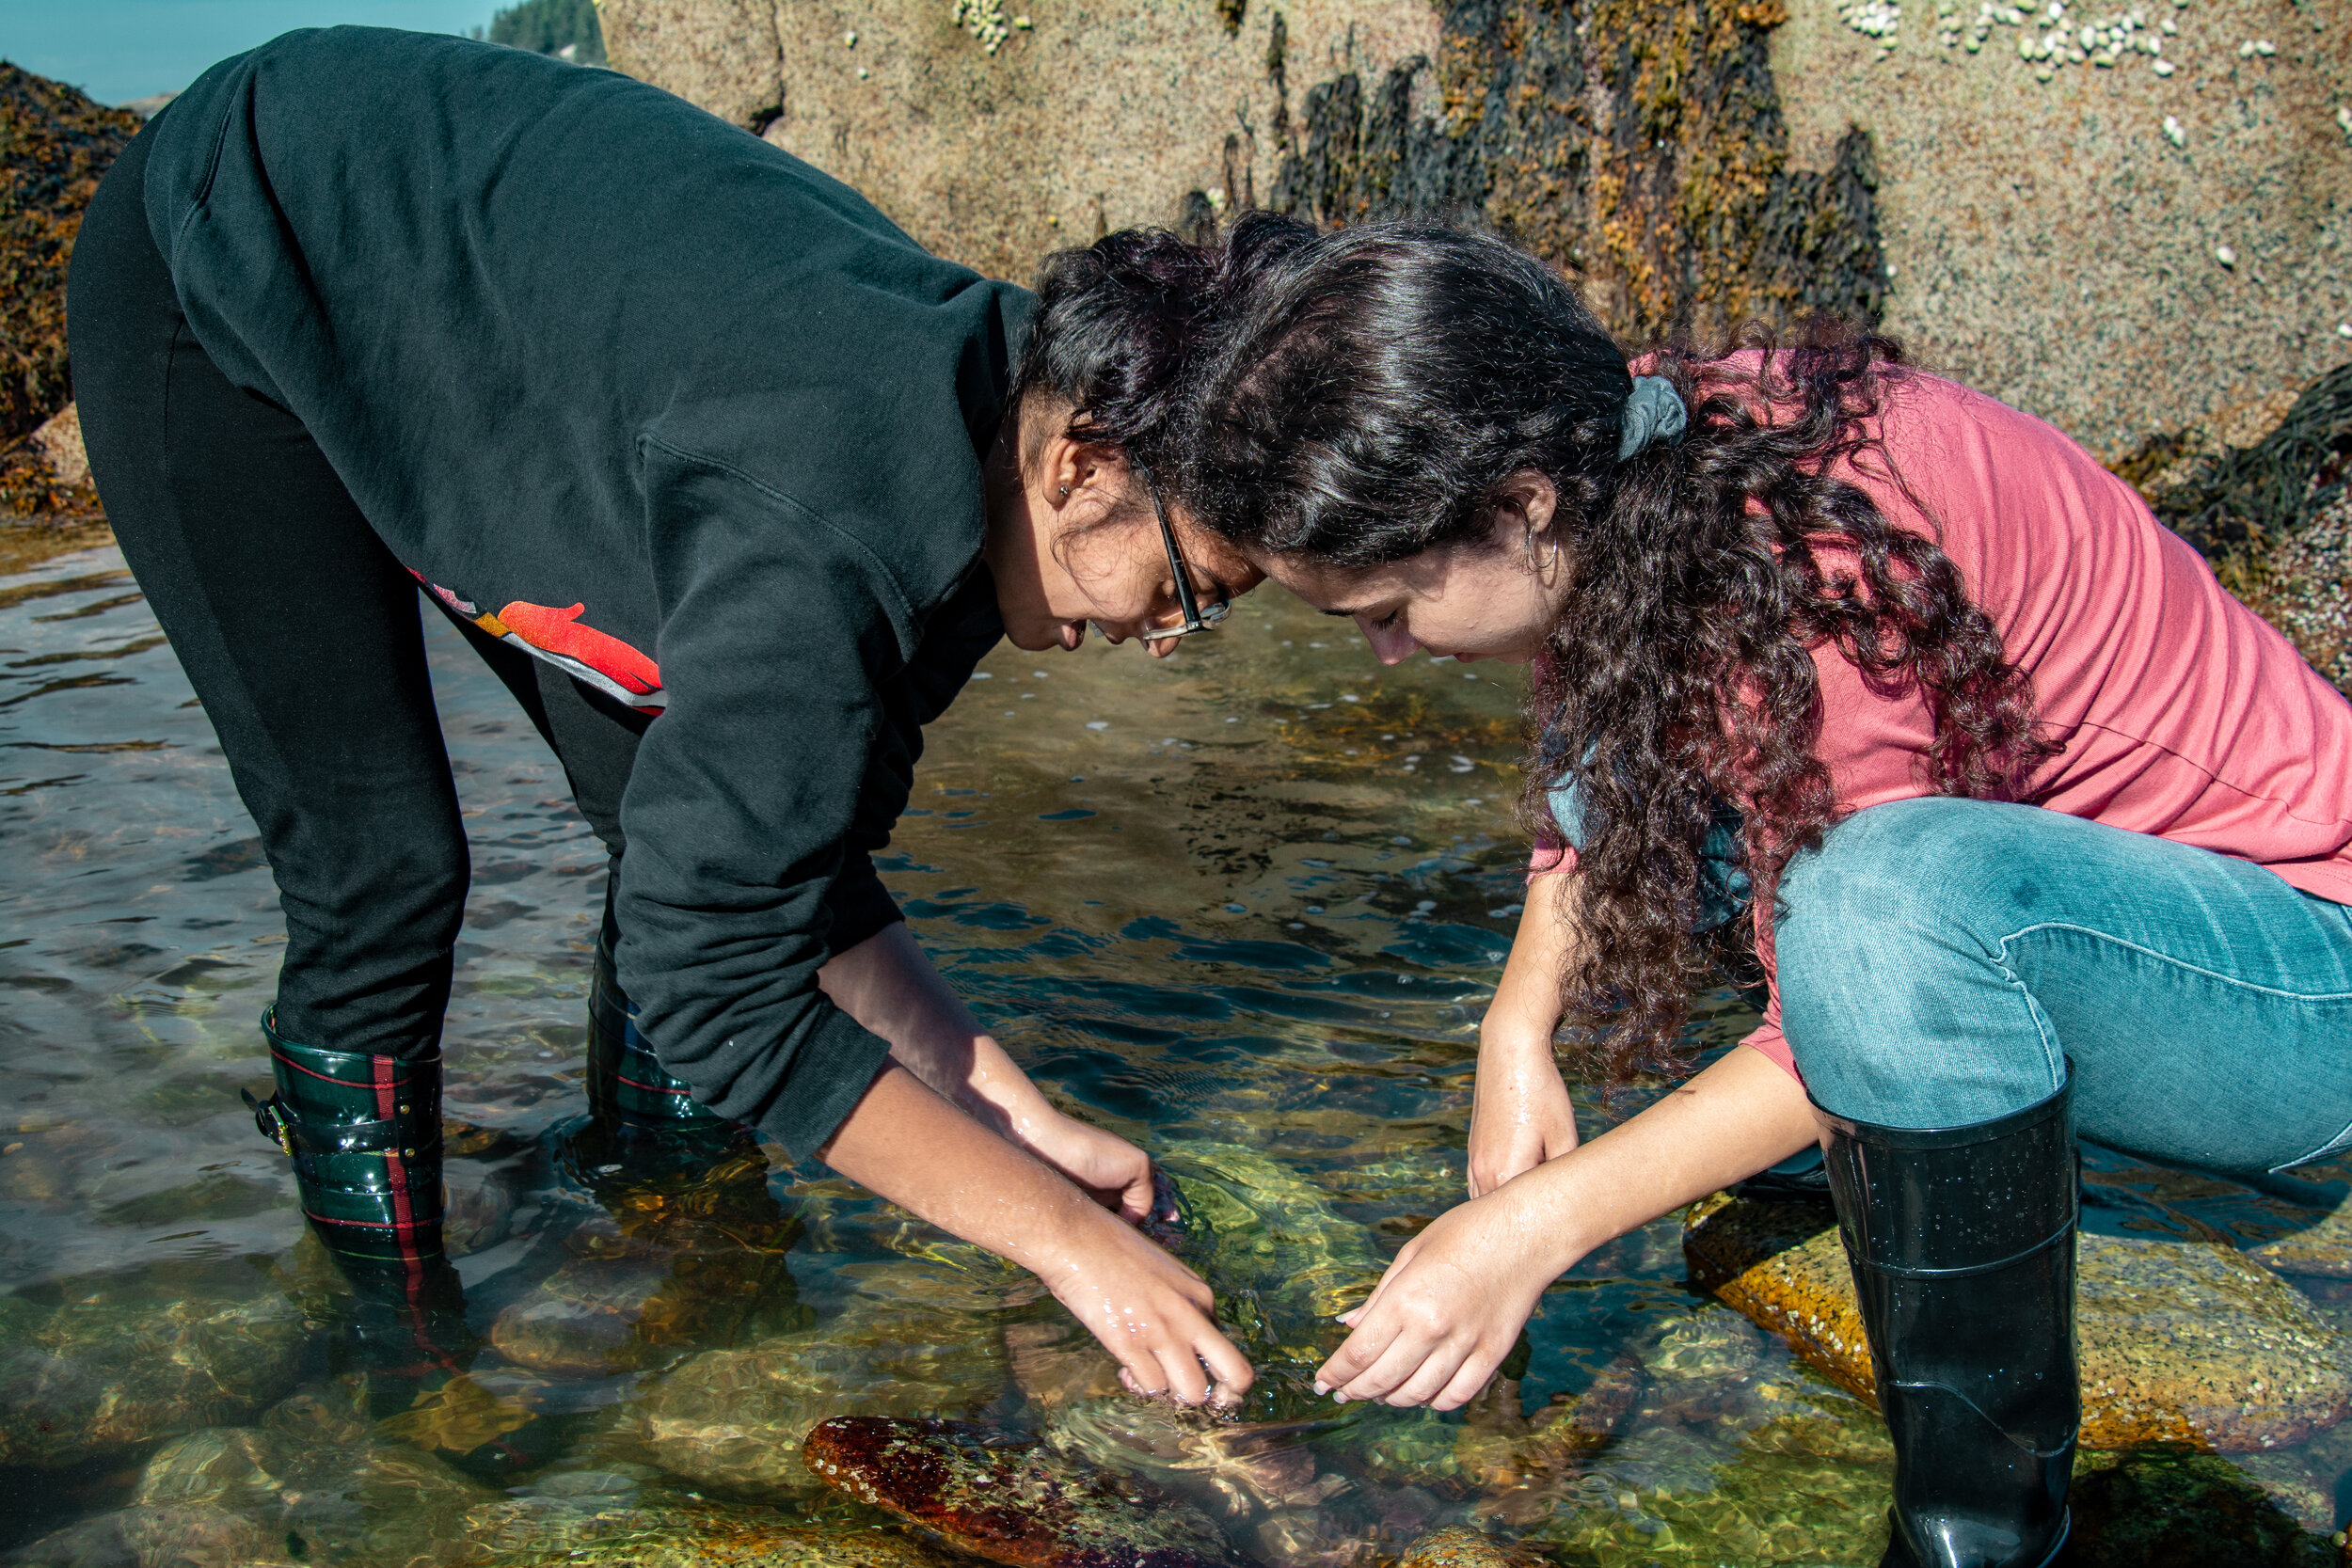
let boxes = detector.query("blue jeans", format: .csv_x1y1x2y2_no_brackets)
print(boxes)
1776,798,2352,1174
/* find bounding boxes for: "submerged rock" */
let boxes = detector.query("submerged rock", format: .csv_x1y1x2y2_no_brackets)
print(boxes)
459,1497,980,1567
804,1416,1249,1568
2249,1196,2352,1280
623,1287,1007,1495
0,1290,309,1467
116,1420,497,1566
1684,1194,2351,1450
1392,1527,1550,1568
1154,1141,1387,1419
7,1504,288,1568
1451,1359,1644,1494
1043,1400,1361,1567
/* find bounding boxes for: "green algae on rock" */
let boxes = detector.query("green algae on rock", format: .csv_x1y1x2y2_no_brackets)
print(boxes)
0,1289,309,1467
803,1415,1249,1568
623,1286,1009,1496
1683,1192,2352,1451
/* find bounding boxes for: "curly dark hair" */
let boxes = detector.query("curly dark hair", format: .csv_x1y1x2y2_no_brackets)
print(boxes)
1177,215,2056,1081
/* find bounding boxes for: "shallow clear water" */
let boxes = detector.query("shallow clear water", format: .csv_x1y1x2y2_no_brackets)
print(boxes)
3,543,2350,1565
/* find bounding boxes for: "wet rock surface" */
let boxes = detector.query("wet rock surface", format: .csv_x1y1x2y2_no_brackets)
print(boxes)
0,1289,309,1467
804,1415,1249,1568
1392,1526,1549,1568
1684,1192,2352,1450
622,1288,1008,1496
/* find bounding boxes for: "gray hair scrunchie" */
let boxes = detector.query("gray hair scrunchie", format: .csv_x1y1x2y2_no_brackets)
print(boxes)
1616,374,1688,461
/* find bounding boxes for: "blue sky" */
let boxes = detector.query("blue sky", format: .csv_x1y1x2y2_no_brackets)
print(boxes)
1,0,502,106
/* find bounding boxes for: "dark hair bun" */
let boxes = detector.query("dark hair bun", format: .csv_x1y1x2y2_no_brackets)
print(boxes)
1011,213,1316,473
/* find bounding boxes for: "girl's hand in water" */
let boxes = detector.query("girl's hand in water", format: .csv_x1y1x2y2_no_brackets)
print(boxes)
1314,1180,1558,1411
1038,1204,1255,1406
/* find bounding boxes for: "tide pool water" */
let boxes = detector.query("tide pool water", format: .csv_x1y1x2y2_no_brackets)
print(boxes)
2,544,2347,1564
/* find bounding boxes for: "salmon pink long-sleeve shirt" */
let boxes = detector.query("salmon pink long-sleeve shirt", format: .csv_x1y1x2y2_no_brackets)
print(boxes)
1533,362,2352,1078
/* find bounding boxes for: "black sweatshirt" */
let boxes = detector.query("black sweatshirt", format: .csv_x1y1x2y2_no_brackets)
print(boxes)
142,27,1030,1154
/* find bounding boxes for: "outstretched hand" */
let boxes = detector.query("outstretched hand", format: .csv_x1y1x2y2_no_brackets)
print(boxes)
1041,1208,1253,1406
1314,1182,1557,1411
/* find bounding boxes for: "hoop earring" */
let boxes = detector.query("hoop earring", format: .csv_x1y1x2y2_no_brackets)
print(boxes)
1524,525,1561,573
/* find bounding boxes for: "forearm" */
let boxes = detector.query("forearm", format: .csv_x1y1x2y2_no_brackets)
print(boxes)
818,921,1057,1138
815,1061,1104,1276
1482,872,1580,1052
1505,1042,1819,1273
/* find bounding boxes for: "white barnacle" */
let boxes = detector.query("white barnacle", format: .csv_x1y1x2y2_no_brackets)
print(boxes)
2163,114,2186,145
2153,55,2174,71
2215,243,2236,265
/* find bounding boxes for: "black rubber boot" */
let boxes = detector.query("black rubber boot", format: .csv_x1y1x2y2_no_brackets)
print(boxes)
246,1006,446,1273
587,919,731,1131
1814,1074,2079,1568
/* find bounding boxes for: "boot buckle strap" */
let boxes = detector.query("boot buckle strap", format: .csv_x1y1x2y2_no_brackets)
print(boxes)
244,1086,296,1157
243,1088,417,1157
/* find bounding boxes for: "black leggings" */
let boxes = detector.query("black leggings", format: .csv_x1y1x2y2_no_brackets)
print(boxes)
70,119,647,1062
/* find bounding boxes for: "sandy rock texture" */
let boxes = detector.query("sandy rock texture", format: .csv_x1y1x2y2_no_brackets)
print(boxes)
1684,1191,2352,1452
1773,0,2352,464
600,0,2344,460
602,0,1887,339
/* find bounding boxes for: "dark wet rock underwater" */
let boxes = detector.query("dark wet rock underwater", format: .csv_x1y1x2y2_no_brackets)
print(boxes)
8,547,2352,1566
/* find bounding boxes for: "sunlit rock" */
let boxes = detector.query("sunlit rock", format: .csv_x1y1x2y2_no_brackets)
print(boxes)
0,1290,309,1466
622,1288,1008,1495
492,1255,682,1375
1451,1359,1644,1494
1392,1526,1549,1568
2249,1198,2352,1280
803,1415,1248,1568
124,1421,497,1565
1684,1193,2352,1450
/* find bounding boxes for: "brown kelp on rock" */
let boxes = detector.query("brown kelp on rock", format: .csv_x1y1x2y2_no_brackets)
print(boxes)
1683,1192,2352,1451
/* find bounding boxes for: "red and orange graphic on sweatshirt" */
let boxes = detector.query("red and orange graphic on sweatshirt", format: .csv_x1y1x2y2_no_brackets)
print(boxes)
415,577,664,710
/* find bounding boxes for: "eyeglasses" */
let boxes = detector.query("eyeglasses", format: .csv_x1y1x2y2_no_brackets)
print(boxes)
1132,462,1230,643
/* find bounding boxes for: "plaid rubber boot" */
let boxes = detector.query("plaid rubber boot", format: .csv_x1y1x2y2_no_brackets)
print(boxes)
588,925,730,1129
245,1006,445,1273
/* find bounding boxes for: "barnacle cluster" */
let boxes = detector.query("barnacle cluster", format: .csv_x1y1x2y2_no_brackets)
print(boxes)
950,0,1010,53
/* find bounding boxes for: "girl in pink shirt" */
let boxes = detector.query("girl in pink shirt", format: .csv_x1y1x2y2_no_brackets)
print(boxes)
1168,215,2352,1568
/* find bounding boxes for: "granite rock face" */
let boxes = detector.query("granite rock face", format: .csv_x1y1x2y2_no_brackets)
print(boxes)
602,0,1886,343
1683,1192,2352,1451
600,0,2346,462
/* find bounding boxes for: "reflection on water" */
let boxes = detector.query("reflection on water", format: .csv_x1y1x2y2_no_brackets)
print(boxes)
2,545,2349,1564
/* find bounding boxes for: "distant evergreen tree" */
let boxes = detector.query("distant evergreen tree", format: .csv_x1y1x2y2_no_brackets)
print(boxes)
487,0,606,66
